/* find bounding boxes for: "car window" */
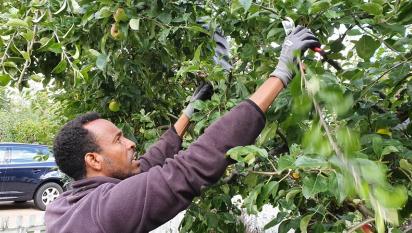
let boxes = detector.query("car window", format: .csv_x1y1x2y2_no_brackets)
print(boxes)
40,147,55,162
11,146,53,164
0,147,11,165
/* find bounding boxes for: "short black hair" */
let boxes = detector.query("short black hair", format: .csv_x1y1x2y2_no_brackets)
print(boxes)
53,112,102,180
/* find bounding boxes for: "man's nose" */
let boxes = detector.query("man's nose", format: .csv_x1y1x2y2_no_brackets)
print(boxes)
126,138,136,150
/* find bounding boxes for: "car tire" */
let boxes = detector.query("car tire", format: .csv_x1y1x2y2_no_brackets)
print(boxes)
34,182,63,211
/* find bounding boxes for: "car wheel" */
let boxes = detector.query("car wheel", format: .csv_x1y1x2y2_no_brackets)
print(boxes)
34,182,63,211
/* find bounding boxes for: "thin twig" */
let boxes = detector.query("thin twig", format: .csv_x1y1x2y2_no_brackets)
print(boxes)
347,218,374,233
355,21,406,60
298,59,383,228
252,3,279,16
298,61,343,157
359,57,412,99
53,31,78,72
0,32,17,71
248,170,280,176
277,129,288,146
17,11,38,88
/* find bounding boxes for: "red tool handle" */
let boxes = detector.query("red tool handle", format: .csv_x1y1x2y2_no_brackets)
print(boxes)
312,47,322,53
311,47,326,55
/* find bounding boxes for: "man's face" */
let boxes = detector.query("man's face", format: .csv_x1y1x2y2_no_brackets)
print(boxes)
84,119,140,179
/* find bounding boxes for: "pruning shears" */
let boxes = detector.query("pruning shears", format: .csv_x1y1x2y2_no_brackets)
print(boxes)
281,17,342,71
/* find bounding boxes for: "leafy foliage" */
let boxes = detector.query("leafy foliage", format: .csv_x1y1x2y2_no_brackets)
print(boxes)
0,88,64,145
1,0,411,232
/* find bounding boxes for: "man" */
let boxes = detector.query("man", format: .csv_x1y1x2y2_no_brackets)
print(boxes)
45,26,319,233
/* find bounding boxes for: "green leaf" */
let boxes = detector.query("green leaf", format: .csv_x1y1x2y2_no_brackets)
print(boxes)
381,145,399,156
355,35,380,60
257,181,279,208
300,214,314,233
277,156,295,172
355,158,386,185
95,6,112,19
239,0,252,11
372,135,383,156
292,93,312,116
54,0,67,15
47,43,63,53
193,119,207,135
157,13,172,24
302,123,332,157
158,28,171,45
361,3,383,16
22,30,34,42
230,0,243,13
29,73,44,82
294,156,328,168
399,159,412,173
285,188,301,202
244,173,258,187
129,18,140,31
0,73,12,86
264,212,289,230
244,186,261,214
51,59,67,74
187,25,209,34
302,174,328,198
257,122,278,146
96,54,107,70
267,28,284,39
5,18,29,28
20,51,30,61
335,172,355,202
193,43,202,62
373,185,408,208
309,0,331,14
336,127,360,156
227,145,268,164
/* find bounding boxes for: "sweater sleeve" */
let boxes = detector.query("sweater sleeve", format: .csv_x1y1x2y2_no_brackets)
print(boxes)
97,100,265,233
138,127,182,172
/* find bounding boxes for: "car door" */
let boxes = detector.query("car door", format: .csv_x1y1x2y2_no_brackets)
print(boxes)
2,146,51,201
0,146,12,200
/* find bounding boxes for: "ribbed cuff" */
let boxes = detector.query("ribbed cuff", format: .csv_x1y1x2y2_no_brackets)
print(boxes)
244,99,266,121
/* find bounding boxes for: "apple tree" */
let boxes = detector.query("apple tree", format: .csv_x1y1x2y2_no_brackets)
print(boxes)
1,0,411,232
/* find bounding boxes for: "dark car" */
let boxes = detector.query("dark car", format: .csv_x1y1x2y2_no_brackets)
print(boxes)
0,143,64,210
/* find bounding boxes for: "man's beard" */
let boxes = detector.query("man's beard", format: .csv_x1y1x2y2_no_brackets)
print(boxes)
103,157,134,180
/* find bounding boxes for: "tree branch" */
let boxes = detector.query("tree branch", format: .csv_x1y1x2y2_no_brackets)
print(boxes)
347,218,374,233
359,57,412,100
355,20,407,60
17,11,38,89
0,32,17,71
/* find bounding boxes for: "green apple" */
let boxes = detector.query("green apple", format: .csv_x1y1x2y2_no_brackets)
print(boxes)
110,23,125,40
109,100,120,112
113,8,128,22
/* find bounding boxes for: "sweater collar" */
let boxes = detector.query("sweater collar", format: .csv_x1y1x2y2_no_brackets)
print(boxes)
72,176,121,189
65,176,121,204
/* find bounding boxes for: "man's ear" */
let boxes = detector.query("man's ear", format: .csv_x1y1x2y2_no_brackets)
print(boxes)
84,152,104,171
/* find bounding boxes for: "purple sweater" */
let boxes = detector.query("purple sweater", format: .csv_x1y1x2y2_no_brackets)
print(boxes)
45,100,265,233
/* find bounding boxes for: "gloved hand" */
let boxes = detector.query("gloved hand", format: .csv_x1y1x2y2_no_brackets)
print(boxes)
182,82,213,118
212,31,232,72
270,26,320,87
201,22,232,72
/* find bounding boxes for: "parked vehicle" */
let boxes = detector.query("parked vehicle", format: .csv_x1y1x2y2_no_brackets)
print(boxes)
0,143,64,210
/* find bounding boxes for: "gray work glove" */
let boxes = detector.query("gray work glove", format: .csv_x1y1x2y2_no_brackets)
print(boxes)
183,82,213,118
212,31,232,72
270,25,320,87
201,23,232,72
